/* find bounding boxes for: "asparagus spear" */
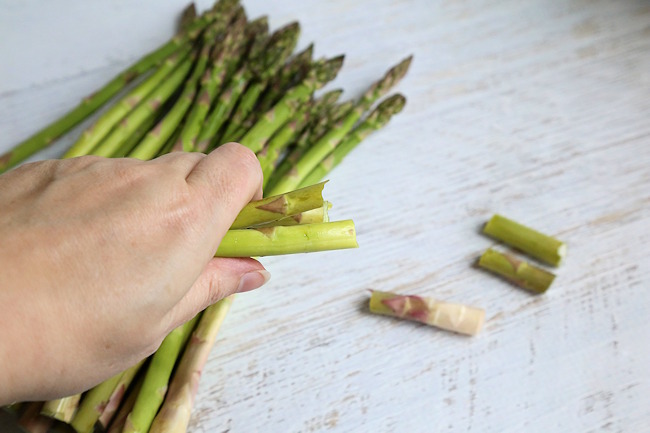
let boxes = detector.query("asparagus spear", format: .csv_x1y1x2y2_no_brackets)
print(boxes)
254,201,331,227
178,3,197,31
299,93,406,187
215,220,357,257
0,6,219,173
219,22,302,143
483,214,567,266
70,370,128,433
369,290,485,336
194,16,270,151
62,45,194,158
264,98,355,191
478,249,556,294
106,374,145,433
231,181,326,229
149,297,234,433
267,56,412,195
122,315,200,433
176,14,248,152
97,360,146,430
258,89,343,186
239,55,345,153
256,43,314,114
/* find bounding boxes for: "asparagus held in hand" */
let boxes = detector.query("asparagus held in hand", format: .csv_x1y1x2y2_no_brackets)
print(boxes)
41,394,81,423
216,220,357,257
478,248,556,294
299,93,406,187
369,290,485,336
483,214,567,266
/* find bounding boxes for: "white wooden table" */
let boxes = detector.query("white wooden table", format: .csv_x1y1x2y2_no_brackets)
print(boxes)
2,0,649,431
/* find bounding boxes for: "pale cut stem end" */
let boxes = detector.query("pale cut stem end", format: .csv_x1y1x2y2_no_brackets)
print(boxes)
369,290,485,336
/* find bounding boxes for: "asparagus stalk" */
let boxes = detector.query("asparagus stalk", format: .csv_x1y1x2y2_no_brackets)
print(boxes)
483,214,567,266
194,16,270,151
97,360,146,430
219,22,302,143
63,46,194,158
478,249,556,294
122,315,200,433
239,55,345,153
231,181,326,229
0,7,218,173
149,297,234,433
41,394,81,423
258,89,343,185
176,14,248,152
256,43,314,114
369,291,485,336
178,3,197,31
70,370,127,433
128,43,214,160
216,220,357,257
267,56,412,195
299,93,406,187
106,374,145,433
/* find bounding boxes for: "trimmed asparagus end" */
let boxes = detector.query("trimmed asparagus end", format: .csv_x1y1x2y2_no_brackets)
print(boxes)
369,290,485,336
479,248,555,294
41,394,81,423
483,214,567,266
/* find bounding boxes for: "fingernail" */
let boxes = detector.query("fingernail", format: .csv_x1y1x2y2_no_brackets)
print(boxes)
237,270,271,293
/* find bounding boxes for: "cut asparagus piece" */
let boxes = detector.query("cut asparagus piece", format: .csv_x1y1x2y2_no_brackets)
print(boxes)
369,290,485,336
239,55,345,153
0,7,218,173
122,315,200,433
232,181,326,229
149,297,234,433
478,248,556,294
41,394,81,423
253,201,331,227
483,214,567,266
70,370,127,433
299,93,406,187
268,56,412,195
215,220,357,257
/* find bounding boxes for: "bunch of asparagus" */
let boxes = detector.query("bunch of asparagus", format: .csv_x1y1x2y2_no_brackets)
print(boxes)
3,1,410,432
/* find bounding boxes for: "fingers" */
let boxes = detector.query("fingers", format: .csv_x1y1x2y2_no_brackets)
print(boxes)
165,257,270,330
185,142,263,248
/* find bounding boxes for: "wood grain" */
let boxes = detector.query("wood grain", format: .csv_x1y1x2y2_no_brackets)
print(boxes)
1,0,649,431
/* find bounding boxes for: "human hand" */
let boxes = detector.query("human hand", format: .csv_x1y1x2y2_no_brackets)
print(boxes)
0,143,270,404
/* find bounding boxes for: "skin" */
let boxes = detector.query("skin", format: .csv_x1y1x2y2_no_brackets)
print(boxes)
0,143,270,405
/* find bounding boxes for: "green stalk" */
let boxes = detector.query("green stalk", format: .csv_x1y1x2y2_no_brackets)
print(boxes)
216,220,357,257
178,15,248,152
63,46,193,158
299,93,406,187
149,297,234,433
178,3,197,31
41,394,81,423
369,291,485,336
256,43,314,114
478,248,556,294
267,56,412,195
483,214,567,266
0,8,217,173
239,55,345,153
70,370,126,433
122,315,200,433
97,360,145,430
106,373,145,433
231,181,326,229
90,49,196,158
194,16,270,151
219,22,301,143
258,89,343,187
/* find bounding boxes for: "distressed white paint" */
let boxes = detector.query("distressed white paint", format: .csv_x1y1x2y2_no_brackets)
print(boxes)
1,0,649,431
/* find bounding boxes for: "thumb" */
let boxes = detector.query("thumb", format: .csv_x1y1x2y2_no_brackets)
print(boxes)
165,257,270,329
